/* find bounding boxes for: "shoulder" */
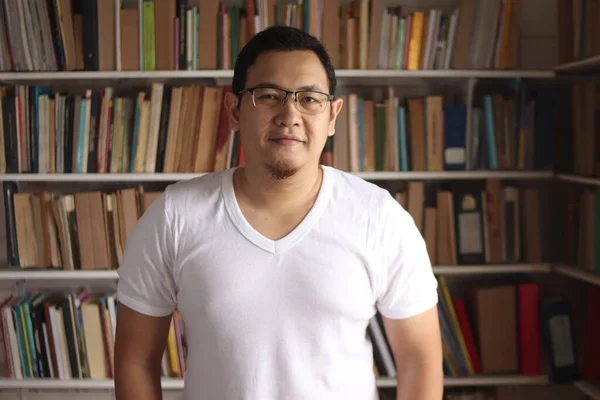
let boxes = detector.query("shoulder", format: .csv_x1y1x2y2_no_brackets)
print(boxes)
325,166,408,222
162,169,232,212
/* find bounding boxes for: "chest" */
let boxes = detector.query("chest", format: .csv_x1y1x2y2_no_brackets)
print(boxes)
173,230,377,330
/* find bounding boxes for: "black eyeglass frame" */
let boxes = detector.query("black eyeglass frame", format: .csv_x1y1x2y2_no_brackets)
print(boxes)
238,87,335,114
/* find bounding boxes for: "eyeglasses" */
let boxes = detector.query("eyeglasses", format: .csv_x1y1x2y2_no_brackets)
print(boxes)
239,87,334,115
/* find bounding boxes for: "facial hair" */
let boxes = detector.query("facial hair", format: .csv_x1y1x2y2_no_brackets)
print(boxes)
263,160,299,180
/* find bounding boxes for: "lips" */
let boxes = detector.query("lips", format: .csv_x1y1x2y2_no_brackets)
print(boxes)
269,135,303,142
268,135,305,146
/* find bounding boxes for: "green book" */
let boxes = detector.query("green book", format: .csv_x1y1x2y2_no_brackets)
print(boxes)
143,0,156,71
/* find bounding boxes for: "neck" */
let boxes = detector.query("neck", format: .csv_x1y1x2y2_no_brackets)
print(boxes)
234,163,323,212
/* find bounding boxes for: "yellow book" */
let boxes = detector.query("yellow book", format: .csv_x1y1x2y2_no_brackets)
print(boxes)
408,12,424,70
19,306,34,377
133,97,150,173
438,277,475,375
167,316,180,377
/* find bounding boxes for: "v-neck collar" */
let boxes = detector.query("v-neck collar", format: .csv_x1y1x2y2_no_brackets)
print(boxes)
222,166,333,255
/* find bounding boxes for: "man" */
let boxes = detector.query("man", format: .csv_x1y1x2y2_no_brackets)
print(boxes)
114,26,443,400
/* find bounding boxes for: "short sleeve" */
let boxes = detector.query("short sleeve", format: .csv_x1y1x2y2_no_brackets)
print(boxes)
374,192,438,319
117,189,177,317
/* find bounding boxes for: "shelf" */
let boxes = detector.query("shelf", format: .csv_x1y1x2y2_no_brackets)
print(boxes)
0,269,118,281
0,375,550,390
0,265,550,282
554,266,600,287
556,174,600,186
433,264,552,275
0,378,182,390
554,56,600,73
0,69,556,83
443,374,549,387
574,380,600,400
0,173,206,182
336,69,555,79
0,170,555,182
354,170,553,180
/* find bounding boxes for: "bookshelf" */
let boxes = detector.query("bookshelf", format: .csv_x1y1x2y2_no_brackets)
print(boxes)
0,0,598,399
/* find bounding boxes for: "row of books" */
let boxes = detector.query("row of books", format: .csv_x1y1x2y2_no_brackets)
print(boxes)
0,281,577,382
570,83,600,178
332,86,554,174
2,179,545,271
0,82,555,175
395,181,542,266
2,183,159,270
0,84,236,175
0,0,521,73
0,288,188,380
437,278,541,377
565,187,600,278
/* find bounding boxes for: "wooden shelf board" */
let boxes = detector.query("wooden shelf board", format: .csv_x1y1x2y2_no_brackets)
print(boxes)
443,375,549,387
0,170,554,182
556,174,600,186
0,265,552,282
433,264,552,275
554,266,600,287
0,375,550,390
0,70,555,82
554,56,600,73
574,380,600,400
0,269,119,281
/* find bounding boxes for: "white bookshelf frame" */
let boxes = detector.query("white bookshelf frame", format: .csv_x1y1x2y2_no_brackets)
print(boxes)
0,264,552,283
574,380,600,400
554,266,600,287
554,55,600,73
0,69,557,82
556,174,600,186
0,375,551,390
0,170,555,182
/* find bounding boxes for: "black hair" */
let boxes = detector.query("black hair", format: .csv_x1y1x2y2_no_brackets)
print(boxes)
232,26,337,97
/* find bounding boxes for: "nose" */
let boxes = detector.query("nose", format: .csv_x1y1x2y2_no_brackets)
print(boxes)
273,93,303,127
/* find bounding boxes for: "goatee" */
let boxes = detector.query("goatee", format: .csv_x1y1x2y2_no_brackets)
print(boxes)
264,161,298,180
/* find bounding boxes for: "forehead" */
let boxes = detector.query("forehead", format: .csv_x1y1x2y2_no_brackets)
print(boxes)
245,50,329,92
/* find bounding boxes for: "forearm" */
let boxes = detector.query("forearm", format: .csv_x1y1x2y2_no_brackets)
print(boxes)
395,363,444,400
115,362,163,400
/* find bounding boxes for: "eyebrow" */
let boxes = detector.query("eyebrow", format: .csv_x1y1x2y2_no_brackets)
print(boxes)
253,82,326,93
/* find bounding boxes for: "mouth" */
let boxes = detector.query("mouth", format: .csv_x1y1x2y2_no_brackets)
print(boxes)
268,136,304,146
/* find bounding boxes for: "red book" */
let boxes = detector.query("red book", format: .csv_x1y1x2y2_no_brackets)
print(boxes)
453,298,481,373
583,285,600,384
518,283,541,375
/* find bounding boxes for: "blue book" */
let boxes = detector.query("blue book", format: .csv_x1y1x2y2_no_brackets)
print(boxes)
397,107,408,171
358,98,364,171
482,96,498,170
443,105,467,170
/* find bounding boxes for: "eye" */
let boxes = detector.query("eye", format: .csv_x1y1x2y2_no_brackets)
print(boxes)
257,93,279,100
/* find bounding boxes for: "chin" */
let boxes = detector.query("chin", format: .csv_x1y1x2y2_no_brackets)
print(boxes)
262,160,300,180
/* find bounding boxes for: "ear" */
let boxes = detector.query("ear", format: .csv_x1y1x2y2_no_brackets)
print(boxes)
225,91,241,132
327,98,344,137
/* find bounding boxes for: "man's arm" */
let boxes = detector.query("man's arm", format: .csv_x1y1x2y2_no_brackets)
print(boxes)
114,303,172,400
383,305,444,400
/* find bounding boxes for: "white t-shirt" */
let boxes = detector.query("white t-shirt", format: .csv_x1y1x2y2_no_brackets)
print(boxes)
117,166,438,400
